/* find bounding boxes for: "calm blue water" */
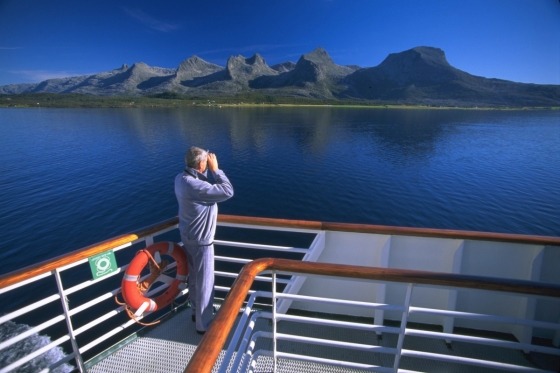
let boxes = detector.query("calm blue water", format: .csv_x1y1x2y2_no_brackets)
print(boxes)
1,107,559,275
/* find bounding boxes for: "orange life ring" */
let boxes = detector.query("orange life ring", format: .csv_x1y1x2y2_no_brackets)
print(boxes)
121,241,188,314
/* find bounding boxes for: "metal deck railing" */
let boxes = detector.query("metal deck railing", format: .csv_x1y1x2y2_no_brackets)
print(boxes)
1,215,560,373
188,258,560,373
0,216,310,372
231,286,560,372
0,219,179,373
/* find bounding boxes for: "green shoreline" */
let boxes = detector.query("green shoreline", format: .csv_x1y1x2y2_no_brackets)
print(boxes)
1,93,558,110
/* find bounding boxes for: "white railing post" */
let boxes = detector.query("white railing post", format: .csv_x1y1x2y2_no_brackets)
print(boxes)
53,269,86,373
145,236,155,246
374,235,391,336
393,283,413,371
272,271,278,372
444,240,464,344
522,248,544,350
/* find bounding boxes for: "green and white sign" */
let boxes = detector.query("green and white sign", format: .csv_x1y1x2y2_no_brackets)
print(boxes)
88,251,118,280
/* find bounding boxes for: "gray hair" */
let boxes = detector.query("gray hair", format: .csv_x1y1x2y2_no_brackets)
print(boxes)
185,146,208,168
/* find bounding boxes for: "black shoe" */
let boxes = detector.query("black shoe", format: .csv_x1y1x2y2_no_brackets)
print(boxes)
196,330,205,335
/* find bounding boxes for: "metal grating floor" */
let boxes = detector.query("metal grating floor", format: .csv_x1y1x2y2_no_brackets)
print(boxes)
87,308,558,373
88,309,201,373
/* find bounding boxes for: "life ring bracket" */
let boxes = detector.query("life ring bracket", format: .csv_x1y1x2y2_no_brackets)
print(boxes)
116,241,188,325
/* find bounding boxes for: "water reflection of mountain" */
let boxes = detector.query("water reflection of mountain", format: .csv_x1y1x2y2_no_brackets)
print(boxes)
144,107,545,167
357,109,465,163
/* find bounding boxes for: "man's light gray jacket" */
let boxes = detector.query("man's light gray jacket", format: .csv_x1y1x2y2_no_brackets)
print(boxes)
174,168,234,246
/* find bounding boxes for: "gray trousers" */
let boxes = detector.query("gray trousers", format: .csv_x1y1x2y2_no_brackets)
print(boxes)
183,242,215,332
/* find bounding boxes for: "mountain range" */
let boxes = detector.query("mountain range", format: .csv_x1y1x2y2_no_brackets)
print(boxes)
1,46,559,107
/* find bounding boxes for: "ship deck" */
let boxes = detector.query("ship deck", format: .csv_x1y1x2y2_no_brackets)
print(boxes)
87,306,558,373
2,215,559,373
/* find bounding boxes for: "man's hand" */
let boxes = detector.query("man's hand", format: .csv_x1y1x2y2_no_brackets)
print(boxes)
207,153,218,172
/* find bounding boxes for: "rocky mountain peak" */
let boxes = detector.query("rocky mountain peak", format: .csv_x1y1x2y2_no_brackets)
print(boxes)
272,61,296,73
294,47,353,82
129,62,148,71
226,53,277,82
1,46,558,107
373,46,458,85
176,56,222,80
299,48,333,66
380,46,451,70
178,56,219,71
245,53,267,66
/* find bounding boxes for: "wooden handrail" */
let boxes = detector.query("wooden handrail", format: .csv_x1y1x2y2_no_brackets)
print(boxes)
3,214,560,290
0,217,179,289
184,257,560,373
218,214,560,245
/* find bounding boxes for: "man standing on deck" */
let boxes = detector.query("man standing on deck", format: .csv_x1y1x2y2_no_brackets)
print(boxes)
174,146,234,334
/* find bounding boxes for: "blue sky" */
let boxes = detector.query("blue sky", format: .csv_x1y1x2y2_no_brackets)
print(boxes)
0,0,559,86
